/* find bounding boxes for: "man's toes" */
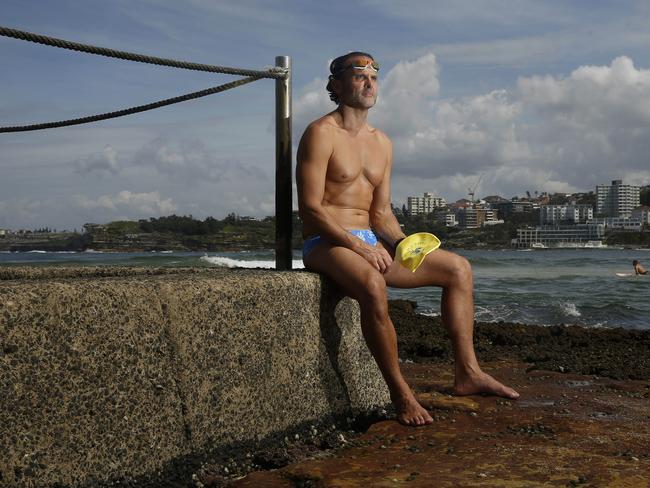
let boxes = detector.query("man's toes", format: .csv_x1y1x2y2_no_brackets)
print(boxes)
507,389,520,399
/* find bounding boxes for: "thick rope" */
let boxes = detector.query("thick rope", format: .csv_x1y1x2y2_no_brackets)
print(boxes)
0,26,287,79
0,76,260,132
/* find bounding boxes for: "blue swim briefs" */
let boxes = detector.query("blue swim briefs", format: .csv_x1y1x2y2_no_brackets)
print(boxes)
302,229,378,259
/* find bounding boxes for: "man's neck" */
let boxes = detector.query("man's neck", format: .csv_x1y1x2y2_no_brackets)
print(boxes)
335,104,369,134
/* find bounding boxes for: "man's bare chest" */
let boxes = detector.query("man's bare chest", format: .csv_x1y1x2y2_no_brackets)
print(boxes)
326,138,385,187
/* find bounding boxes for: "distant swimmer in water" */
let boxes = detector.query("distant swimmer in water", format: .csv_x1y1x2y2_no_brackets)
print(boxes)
633,260,648,275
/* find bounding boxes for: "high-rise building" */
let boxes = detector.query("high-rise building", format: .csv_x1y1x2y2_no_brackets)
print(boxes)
406,192,446,216
539,204,593,225
596,180,640,218
456,207,499,229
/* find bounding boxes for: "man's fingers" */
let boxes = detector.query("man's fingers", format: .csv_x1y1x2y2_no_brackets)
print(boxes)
366,246,392,273
360,245,392,273
379,250,392,273
372,253,386,273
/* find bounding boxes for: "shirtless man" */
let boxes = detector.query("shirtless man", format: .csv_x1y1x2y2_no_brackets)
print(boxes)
633,260,647,275
297,52,519,426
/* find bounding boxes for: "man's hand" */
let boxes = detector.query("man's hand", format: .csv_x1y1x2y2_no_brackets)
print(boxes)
357,243,393,273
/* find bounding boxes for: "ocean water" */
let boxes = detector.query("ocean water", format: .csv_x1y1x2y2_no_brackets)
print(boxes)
1,248,649,330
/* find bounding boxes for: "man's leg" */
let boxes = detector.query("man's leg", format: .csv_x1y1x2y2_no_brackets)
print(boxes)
304,243,433,426
382,247,519,399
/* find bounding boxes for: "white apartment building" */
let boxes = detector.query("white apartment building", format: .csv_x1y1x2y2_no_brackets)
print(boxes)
407,192,447,216
596,180,640,218
539,204,593,225
631,206,650,226
516,224,605,248
589,217,643,231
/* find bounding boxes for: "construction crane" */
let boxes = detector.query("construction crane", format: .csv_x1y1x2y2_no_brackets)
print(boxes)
467,173,484,204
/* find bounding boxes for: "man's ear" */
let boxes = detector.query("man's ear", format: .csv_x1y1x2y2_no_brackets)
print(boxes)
330,78,343,97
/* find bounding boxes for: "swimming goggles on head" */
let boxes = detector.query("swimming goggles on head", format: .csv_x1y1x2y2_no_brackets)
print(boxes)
332,59,380,75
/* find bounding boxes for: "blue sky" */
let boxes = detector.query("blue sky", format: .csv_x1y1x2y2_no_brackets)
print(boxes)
2,0,650,230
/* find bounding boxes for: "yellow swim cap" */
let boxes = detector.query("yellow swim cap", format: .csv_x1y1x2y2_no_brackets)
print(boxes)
395,232,441,272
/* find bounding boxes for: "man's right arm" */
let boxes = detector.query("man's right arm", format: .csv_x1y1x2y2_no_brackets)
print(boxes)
296,123,392,271
297,123,363,250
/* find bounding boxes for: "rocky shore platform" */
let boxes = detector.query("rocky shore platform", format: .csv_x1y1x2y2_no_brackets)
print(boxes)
214,300,650,487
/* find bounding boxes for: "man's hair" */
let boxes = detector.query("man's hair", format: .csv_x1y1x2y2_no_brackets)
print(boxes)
326,51,375,104
633,260,639,265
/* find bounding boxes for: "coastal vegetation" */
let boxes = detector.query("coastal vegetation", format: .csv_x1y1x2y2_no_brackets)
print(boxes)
0,214,299,252
1,212,648,252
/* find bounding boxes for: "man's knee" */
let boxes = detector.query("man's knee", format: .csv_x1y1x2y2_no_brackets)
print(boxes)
447,254,473,287
358,269,388,305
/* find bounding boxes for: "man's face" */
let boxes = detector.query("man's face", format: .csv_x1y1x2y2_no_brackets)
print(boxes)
335,56,378,109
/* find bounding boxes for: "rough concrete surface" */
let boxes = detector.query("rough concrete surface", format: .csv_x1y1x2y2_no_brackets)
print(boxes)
0,268,390,487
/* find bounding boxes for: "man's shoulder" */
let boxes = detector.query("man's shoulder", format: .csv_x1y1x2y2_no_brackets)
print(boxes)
304,113,339,135
367,125,392,146
297,114,339,160
299,114,341,153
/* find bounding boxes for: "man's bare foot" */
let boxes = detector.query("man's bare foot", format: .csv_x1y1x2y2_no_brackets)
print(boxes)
453,371,520,399
393,395,434,426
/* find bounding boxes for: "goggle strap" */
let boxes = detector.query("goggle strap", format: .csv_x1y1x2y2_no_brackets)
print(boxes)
332,61,380,76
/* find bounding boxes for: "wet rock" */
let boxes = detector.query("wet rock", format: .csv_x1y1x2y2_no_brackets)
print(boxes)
415,391,480,412
389,299,650,380
253,448,291,470
228,360,650,487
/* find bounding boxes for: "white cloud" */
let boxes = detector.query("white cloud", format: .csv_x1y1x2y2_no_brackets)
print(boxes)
517,56,650,187
0,198,44,228
519,56,650,123
372,54,441,136
132,138,269,183
74,145,121,175
74,191,177,217
390,89,528,180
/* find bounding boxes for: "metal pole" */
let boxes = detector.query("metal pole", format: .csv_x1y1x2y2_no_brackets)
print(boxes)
275,56,292,270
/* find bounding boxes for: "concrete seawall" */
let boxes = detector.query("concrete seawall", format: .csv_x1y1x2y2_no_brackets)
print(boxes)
0,267,390,487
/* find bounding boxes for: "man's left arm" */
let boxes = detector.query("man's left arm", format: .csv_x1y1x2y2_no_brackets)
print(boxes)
370,135,406,251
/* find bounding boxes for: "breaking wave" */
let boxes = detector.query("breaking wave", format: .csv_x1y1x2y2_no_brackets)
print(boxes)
200,255,305,269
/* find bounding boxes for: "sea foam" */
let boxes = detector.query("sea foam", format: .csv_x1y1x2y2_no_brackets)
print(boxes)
561,302,582,317
200,255,305,269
